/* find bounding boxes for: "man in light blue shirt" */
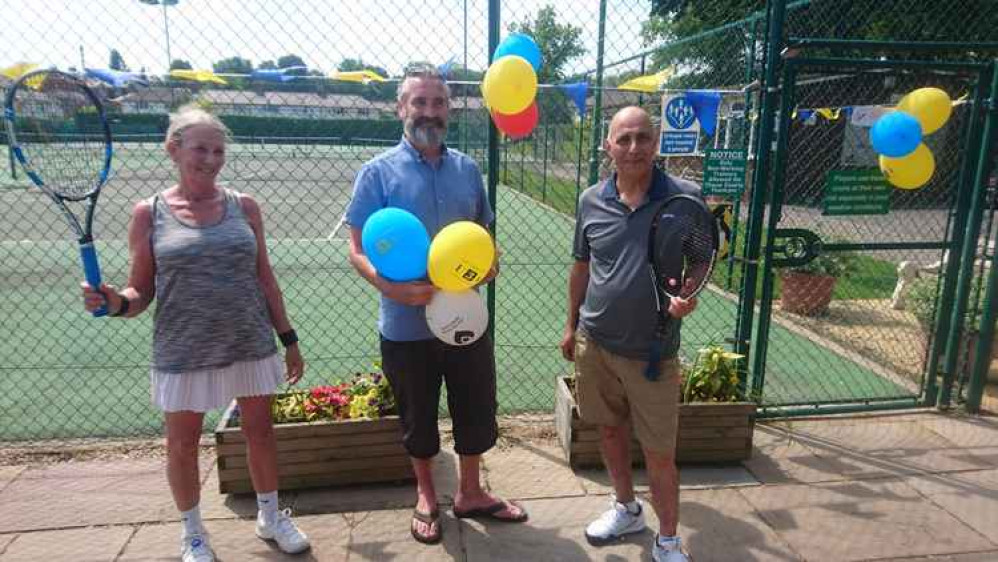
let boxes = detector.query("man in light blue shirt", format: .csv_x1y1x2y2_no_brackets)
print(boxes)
346,67,527,546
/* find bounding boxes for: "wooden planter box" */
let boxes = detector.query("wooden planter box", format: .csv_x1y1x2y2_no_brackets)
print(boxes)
214,400,414,494
555,376,755,468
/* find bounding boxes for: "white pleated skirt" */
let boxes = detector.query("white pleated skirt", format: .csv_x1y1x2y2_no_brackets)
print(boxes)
150,353,284,413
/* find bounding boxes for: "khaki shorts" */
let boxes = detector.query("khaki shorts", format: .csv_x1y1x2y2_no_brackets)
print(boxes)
574,331,680,454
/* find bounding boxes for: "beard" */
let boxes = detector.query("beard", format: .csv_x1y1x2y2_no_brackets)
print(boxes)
405,117,447,148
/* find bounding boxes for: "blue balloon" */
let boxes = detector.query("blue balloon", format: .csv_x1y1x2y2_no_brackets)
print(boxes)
361,208,430,282
870,111,922,157
493,33,542,72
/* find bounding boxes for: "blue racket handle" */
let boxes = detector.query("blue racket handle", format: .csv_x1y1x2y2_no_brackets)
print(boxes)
80,242,107,317
644,344,662,380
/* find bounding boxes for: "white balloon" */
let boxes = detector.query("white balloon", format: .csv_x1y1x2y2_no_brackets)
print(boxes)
425,290,489,346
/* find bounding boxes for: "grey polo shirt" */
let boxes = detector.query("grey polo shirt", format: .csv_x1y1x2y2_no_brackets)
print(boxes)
572,168,701,361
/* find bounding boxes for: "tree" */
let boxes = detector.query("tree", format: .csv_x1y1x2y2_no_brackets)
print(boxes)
338,58,390,79
508,6,585,84
213,56,253,75
258,60,277,70
170,59,192,70
109,49,129,71
277,55,307,76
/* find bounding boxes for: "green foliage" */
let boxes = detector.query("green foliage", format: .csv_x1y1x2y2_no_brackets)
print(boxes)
906,275,983,332
269,370,396,425
508,5,585,84
780,251,855,278
213,56,253,75
338,58,390,79
681,345,746,403
277,54,308,72
169,59,192,70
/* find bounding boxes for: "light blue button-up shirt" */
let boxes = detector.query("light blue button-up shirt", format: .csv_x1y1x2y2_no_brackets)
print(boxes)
346,138,494,341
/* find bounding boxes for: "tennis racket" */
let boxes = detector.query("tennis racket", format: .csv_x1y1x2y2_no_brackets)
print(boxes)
4,69,113,317
644,193,719,379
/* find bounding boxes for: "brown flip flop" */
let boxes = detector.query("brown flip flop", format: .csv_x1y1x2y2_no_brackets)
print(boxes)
453,500,528,523
410,508,442,544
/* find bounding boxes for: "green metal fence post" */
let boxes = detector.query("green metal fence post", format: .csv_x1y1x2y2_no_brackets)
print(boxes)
586,0,607,186
962,61,998,412
486,0,499,342
735,0,787,375
931,71,990,407
749,60,796,398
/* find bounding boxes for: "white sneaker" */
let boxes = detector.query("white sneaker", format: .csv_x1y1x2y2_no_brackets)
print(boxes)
181,533,214,562
256,508,311,554
585,496,647,545
652,534,689,562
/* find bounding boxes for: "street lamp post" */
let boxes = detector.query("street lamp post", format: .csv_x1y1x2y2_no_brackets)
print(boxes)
138,0,178,71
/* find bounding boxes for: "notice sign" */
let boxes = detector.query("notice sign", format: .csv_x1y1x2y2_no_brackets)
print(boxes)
702,149,747,197
659,93,700,155
822,169,891,216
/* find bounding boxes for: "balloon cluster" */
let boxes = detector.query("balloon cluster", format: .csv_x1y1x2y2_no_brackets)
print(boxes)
482,33,542,140
871,87,952,190
361,209,495,346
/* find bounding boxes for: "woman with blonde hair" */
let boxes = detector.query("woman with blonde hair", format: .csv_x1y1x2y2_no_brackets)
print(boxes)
82,104,310,561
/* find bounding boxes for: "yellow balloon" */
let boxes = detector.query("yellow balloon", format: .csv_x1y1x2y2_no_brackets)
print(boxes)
879,143,935,190
428,221,496,291
481,55,537,115
897,87,952,135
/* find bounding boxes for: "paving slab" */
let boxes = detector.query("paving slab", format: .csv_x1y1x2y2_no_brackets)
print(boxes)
878,552,998,561
738,478,995,561
746,423,852,484
482,441,586,500
119,514,351,561
0,526,133,562
915,413,998,466
0,534,15,554
0,459,182,532
461,496,647,561
903,468,998,544
779,417,987,479
679,488,803,562
0,467,24,495
342,508,463,561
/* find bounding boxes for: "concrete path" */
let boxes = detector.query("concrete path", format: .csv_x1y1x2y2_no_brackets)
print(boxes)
2,411,998,561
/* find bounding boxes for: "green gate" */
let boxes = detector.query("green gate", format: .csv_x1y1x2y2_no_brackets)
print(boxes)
738,39,997,416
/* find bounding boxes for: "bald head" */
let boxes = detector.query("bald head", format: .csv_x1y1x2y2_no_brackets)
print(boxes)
608,106,653,140
605,106,657,180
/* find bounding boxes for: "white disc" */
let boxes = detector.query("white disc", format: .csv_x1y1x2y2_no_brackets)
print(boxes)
425,290,489,346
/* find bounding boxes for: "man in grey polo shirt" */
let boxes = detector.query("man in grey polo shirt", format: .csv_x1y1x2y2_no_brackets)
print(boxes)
561,106,699,562
346,67,527,546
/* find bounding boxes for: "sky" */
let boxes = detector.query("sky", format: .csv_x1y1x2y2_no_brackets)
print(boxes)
2,0,652,81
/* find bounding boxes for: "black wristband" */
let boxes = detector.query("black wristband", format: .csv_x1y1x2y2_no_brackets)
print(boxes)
110,293,130,317
278,329,298,347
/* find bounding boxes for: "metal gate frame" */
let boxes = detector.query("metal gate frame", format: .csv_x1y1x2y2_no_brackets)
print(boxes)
734,26,998,416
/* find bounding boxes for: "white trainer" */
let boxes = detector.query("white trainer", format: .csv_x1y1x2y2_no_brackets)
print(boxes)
585,496,647,545
181,533,214,562
256,508,311,554
652,534,689,562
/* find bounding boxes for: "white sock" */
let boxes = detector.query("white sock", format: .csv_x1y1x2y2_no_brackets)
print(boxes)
180,505,204,537
257,491,279,524
657,534,681,550
618,498,641,515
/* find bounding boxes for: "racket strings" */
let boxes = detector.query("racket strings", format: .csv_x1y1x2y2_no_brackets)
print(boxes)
651,198,718,300
10,74,107,199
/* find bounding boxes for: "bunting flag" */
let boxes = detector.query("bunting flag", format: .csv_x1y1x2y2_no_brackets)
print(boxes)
558,81,588,118
684,90,722,136
815,107,841,121
169,69,228,85
618,67,674,93
250,66,307,83
437,56,456,79
0,62,38,81
329,69,388,84
85,68,149,88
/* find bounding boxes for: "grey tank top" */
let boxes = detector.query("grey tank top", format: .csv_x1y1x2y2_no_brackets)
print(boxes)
150,188,277,373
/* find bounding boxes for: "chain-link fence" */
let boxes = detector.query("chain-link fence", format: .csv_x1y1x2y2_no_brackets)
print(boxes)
2,0,996,441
